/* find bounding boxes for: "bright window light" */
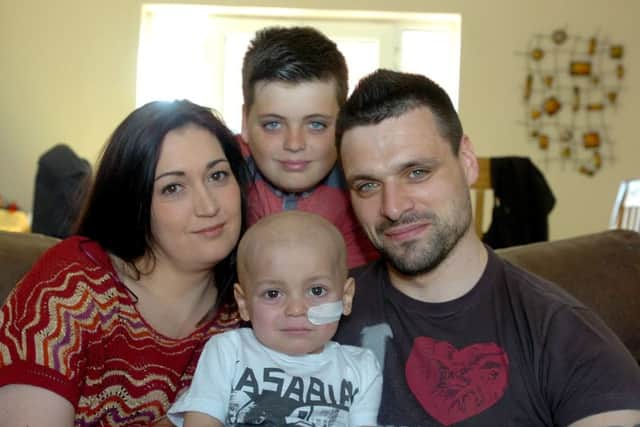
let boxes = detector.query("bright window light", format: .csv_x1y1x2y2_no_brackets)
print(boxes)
137,5,461,133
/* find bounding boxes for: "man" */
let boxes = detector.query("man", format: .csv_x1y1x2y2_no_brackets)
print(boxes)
333,69,640,427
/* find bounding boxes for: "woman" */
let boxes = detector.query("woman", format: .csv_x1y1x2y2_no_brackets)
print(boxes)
0,100,249,426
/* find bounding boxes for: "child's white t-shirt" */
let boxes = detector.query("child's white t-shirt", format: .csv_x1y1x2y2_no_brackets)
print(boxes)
168,327,382,426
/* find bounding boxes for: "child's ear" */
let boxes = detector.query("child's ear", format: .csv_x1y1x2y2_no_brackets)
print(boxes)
234,283,251,322
240,104,250,142
341,277,355,316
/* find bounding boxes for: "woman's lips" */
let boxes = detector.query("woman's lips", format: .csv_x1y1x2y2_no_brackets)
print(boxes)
194,223,224,237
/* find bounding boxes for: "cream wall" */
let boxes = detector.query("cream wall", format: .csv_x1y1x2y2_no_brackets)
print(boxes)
1,0,638,240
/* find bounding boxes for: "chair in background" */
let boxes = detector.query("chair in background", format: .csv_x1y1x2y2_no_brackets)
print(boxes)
471,157,492,237
472,156,555,249
609,179,640,231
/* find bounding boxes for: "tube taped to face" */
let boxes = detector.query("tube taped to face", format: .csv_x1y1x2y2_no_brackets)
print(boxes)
307,300,343,325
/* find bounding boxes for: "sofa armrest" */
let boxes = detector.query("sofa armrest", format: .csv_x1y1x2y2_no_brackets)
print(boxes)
496,229,640,362
0,231,60,303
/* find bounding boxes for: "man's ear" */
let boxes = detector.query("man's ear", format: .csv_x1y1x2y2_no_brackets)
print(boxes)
234,283,251,322
341,277,356,316
241,104,250,143
457,135,479,187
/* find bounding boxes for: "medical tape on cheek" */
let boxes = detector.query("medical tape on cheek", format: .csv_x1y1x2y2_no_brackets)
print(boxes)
307,300,344,325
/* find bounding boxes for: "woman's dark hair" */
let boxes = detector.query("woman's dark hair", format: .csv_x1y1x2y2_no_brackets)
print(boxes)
76,99,249,305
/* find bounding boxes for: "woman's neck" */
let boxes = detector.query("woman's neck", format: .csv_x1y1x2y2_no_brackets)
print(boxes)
111,254,219,338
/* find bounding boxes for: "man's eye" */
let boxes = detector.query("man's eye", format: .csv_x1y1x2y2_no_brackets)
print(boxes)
355,182,379,193
161,183,182,195
409,169,428,179
309,286,328,297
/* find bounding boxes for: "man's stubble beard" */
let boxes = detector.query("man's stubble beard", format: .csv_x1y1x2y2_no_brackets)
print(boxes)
374,198,472,276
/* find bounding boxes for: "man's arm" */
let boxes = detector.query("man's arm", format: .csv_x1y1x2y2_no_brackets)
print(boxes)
568,410,640,427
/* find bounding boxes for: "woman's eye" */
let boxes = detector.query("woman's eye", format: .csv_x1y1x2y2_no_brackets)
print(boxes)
161,183,182,195
309,286,327,297
208,170,229,182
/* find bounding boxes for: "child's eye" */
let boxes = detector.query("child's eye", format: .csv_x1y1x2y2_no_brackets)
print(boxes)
308,121,328,131
263,289,281,299
309,286,328,297
262,121,281,131
161,183,182,195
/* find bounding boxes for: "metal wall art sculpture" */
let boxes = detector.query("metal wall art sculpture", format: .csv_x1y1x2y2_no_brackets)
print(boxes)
522,28,625,176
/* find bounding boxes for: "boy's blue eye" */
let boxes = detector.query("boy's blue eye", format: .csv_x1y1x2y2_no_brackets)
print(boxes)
262,121,281,131
308,121,328,131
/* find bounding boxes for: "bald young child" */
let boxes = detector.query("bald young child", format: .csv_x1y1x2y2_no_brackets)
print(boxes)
168,211,382,427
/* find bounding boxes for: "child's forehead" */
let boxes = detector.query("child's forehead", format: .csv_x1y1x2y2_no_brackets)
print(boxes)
242,236,338,281
251,78,340,102
253,228,334,253
238,212,347,280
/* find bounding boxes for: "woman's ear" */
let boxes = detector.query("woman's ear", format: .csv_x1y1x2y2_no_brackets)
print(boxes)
234,283,251,322
341,277,356,316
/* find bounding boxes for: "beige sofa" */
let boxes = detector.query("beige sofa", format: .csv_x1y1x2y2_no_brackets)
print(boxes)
1,229,639,362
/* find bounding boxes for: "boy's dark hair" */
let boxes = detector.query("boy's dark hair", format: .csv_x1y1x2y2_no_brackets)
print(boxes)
242,26,348,109
336,69,463,154
75,99,249,305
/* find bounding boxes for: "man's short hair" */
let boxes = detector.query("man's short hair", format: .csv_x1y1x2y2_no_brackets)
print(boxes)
336,69,463,154
242,26,348,110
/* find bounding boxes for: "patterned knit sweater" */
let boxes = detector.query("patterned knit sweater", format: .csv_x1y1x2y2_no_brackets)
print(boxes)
0,236,240,426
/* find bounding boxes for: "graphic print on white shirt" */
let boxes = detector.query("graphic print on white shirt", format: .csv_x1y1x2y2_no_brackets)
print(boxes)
168,328,382,427
227,366,357,425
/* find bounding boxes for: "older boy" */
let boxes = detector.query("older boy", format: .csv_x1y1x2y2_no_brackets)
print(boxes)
168,211,382,427
239,26,378,268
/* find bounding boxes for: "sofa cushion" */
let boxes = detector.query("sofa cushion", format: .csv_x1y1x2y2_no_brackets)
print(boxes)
0,231,59,303
497,229,640,362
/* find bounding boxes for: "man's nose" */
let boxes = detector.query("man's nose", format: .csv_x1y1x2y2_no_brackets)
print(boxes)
381,182,414,221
